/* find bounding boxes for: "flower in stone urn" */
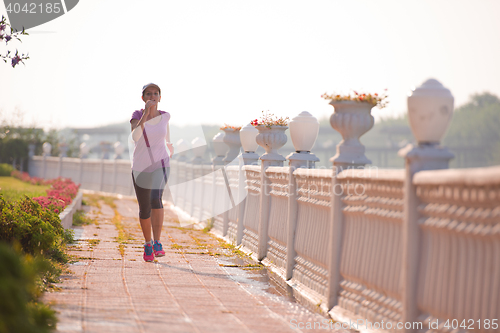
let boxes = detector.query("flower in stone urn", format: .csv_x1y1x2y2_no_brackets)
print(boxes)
251,110,289,128
251,111,289,162
321,91,388,167
321,89,389,109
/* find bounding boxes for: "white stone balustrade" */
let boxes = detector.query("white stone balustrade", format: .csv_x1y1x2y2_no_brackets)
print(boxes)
27,80,499,332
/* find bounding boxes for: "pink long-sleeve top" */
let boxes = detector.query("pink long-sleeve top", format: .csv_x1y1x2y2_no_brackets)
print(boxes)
130,110,170,172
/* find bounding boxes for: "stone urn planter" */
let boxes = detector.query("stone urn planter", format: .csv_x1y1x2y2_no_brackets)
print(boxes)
255,125,288,165
407,78,454,145
222,128,242,164
329,100,374,167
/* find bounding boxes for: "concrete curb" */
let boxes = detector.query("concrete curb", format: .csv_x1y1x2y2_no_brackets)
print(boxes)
59,190,83,229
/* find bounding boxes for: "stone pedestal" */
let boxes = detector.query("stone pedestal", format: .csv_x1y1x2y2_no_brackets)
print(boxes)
398,143,454,174
286,151,319,169
241,152,259,166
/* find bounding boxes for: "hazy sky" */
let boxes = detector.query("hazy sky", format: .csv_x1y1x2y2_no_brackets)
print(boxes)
1,0,499,130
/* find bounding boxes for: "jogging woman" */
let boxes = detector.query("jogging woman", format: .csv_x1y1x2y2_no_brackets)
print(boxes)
130,83,174,262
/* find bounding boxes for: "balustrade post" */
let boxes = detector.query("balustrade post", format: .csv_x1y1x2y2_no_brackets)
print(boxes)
58,143,68,178
237,124,260,245
79,143,89,186
99,158,105,192
222,128,241,236
188,162,195,217
285,166,298,280
190,137,206,219
211,133,228,232
398,79,454,331
99,142,111,192
235,155,246,245
113,142,124,194
175,139,189,211
326,170,344,309
326,100,374,309
255,125,288,260
285,111,320,279
42,142,51,179
27,143,35,175
257,162,271,260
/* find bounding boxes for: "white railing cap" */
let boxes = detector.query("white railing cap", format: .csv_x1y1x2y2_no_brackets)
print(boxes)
242,165,261,172
266,166,289,174
414,165,500,186
294,168,333,179
337,168,405,182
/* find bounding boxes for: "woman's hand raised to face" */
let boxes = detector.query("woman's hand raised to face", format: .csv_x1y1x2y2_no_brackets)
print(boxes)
144,99,158,115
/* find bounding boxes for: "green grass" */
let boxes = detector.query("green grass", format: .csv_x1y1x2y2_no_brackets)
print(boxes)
72,210,95,226
0,176,50,202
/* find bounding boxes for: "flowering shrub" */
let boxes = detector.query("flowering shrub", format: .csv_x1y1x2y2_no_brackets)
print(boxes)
11,170,48,186
220,124,241,131
10,170,80,214
31,196,66,214
321,89,389,109
1,15,29,68
0,195,72,258
250,110,289,128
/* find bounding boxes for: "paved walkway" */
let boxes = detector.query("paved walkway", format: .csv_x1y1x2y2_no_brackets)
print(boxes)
44,195,349,333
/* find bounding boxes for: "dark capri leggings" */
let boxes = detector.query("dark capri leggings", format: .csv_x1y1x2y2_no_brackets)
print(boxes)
132,167,170,219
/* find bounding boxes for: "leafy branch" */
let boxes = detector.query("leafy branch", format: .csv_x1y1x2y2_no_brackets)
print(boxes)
1,15,29,68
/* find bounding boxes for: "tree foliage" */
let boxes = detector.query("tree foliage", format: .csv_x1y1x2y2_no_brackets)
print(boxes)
443,92,500,164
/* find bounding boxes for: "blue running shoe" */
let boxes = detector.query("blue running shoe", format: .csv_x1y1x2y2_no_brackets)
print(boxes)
144,243,154,262
153,240,165,257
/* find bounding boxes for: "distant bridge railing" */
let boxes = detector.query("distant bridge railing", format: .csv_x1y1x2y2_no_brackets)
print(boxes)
29,155,135,196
